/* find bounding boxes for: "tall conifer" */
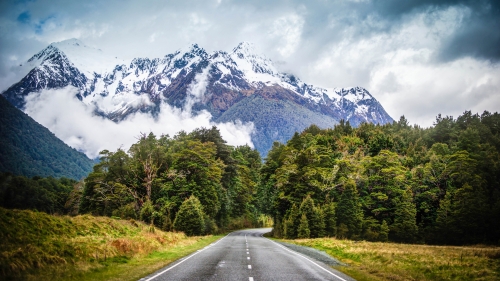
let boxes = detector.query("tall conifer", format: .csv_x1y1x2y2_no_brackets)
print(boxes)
297,214,311,238
391,188,418,243
336,180,363,239
323,202,337,237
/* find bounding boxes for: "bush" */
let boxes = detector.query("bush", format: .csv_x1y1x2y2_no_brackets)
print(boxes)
173,196,205,236
139,200,154,224
112,203,137,219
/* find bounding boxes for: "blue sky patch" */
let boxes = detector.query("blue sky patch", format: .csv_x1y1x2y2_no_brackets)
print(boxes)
16,11,30,24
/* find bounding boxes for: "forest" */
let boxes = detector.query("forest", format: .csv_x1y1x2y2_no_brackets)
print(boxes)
0,95,94,180
264,111,500,245
2,110,499,245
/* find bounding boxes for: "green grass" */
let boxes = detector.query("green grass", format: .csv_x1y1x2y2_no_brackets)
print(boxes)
282,238,500,281
0,207,221,281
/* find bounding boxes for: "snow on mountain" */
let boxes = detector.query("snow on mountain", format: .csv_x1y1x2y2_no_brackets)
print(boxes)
51,38,125,78
1,39,393,155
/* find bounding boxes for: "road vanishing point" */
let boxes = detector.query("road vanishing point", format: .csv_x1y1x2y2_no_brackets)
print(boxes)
139,228,355,281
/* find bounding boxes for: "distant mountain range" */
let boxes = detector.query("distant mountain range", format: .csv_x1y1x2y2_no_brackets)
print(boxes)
0,95,93,180
2,39,393,155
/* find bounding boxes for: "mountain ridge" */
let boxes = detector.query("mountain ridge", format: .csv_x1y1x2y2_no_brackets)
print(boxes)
1,38,393,155
0,94,94,180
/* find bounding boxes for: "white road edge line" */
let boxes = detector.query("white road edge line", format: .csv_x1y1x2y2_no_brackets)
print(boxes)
143,233,230,281
263,235,348,281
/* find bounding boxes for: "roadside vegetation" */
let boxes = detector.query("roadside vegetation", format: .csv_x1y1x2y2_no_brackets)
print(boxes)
285,238,500,281
0,207,220,280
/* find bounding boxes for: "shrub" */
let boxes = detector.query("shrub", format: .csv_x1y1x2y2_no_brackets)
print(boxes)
173,196,205,236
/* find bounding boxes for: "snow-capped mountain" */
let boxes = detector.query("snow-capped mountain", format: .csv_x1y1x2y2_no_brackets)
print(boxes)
1,39,393,155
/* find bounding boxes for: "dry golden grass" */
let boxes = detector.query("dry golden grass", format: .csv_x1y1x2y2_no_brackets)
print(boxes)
285,238,500,281
0,208,220,281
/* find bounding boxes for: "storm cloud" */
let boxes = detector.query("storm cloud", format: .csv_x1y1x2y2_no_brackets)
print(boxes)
1,0,499,128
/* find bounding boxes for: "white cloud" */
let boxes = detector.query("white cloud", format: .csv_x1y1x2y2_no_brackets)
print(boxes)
269,14,304,57
2,0,500,130
184,66,211,115
372,57,500,127
299,5,500,126
24,86,255,158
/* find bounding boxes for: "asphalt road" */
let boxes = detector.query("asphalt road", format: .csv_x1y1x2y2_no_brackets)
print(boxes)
139,228,355,281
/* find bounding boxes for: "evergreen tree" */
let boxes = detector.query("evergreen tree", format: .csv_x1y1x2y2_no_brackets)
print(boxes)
297,194,326,238
311,207,325,238
390,188,418,243
173,196,205,236
379,220,389,242
433,184,489,244
297,214,310,238
283,204,300,239
323,202,336,237
336,180,363,239
299,195,315,233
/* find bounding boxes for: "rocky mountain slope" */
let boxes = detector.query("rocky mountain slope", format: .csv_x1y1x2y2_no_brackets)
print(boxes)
2,39,393,155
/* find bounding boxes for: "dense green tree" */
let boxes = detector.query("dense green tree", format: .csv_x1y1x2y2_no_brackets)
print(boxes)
297,214,310,238
390,188,418,243
379,220,389,242
323,202,336,237
140,200,155,224
336,180,363,239
311,207,325,238
170,138,224,218
0,173,76,214
173,195,205,236
283,204,300,239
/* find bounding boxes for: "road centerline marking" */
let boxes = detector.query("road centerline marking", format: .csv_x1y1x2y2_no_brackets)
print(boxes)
142,234,230,281
248,264,252,269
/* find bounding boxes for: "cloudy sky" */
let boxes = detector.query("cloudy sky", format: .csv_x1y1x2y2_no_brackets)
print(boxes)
1,0,499,128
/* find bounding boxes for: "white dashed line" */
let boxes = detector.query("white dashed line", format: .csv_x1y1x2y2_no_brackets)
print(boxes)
142,234,230,281
249,277,254,281
246,251,249,254
247,256,251,260
248,265,252,269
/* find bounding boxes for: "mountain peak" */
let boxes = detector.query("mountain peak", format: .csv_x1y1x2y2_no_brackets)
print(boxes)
176,43,206,55
232,42,257,57
51,38,86,48
40,38,124,77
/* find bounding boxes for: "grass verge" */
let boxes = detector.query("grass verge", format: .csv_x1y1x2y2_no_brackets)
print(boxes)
0,207,221,281
282,238,500,281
